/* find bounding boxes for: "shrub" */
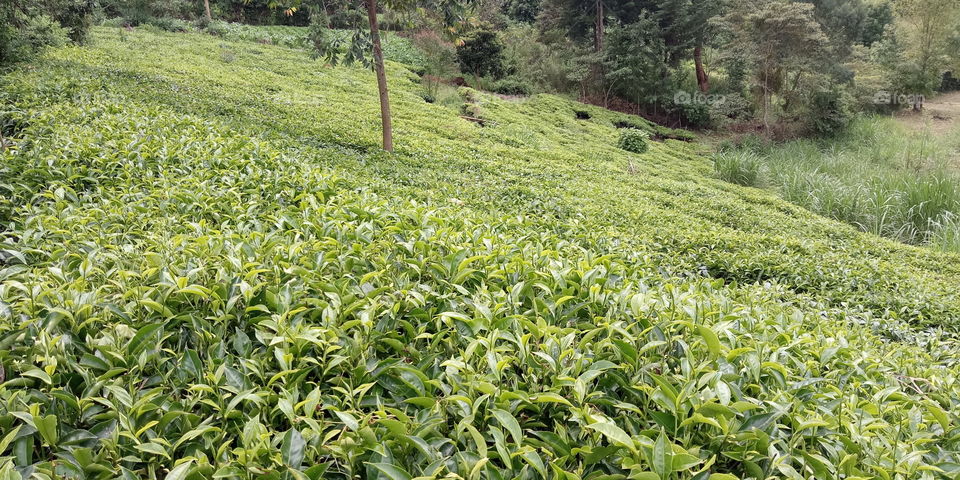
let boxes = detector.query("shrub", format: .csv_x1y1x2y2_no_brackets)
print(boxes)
56,0,96,43
492,76,532,96
708,92,752,123
410,30,457,100
806,87,854,137
456,28,505,79
204,19,228,36
0,14,69,67
100,16,127,27
617,128,649,153
653,125,696,142
613,117,650,130
668,95,713,129
148,16,190,32
112,0,153,25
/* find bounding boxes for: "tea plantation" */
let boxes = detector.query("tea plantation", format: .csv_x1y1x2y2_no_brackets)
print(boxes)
1,27,960,480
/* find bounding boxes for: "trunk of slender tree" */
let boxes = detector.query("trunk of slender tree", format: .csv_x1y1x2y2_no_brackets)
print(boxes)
594,0,604,53
203,0,211,22
694,44,709,92
589,0,604,98
366,0,393,152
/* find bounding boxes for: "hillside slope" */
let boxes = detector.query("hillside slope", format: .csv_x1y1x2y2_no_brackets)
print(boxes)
1,27,959,479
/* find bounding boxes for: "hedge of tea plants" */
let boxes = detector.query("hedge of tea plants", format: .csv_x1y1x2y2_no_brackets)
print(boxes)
1,27,960,480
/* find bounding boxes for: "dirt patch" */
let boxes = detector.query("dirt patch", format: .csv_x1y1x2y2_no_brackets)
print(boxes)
895,91,960,137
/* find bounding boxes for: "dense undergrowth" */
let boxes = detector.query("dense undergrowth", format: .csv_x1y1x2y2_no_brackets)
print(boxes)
1,27,960,480
713,118,960,252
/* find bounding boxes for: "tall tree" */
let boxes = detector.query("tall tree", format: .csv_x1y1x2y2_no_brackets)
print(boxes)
314,0,469,151
717,0,830,130
895,0,960,97
687,0,724,92
366,0,392,150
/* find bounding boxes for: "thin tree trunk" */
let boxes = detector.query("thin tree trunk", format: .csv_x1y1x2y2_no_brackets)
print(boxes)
203,0,211,22
694,44,709,92
594,0,604,53
366,0,393,152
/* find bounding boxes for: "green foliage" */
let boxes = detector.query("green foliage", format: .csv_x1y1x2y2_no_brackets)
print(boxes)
147,15,191,32
668,96,714,129
805,86,854,137
491,75,532,96
2,27,960,480
503,0,540,23
1,0,92,68
714,150,763,186
604,16,669,106
456,28,505,79
617,128,650,153
0,14,70,67
410,29,458,98
716,116,960,249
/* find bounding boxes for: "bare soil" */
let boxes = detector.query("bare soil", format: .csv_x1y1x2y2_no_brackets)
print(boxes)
895,91,960,137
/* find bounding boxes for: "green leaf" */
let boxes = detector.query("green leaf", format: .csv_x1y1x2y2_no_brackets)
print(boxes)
585,421,635,452
697,325,722,356
0,426,21,455
164,460,194,480
127,323,164,354
136,442,170,459
334,411,359,431
21,369,52,385
365,463,412,480
282,429,306,470
36,415,58,447
492,409,523,445
652,430,670,479
531,393,572,406
709,474,740,480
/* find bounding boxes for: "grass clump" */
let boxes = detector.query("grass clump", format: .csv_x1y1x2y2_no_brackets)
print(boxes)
2,28,960,479
617,128,649,153
714,117,960,250
714,150,763,186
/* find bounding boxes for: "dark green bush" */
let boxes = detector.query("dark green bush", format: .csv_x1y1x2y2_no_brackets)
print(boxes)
456,28,505,79
617,128,649,153
492,76,532,96
148,16,190,32
56,0,95,43
668,96,713,129
806,87,854,137
709,92,752,122
0,13,69,67
654,125,696,142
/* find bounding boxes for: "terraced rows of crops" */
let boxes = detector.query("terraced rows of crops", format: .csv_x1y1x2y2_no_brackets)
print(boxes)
1,27,959,480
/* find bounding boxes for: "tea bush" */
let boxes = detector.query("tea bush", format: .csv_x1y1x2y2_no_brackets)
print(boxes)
2,28,960,480
618,128,650,153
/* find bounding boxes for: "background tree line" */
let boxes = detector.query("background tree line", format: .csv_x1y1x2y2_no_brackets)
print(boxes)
3,0,959,138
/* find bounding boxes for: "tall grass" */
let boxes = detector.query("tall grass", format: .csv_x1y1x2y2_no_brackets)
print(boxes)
714,117,960,253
